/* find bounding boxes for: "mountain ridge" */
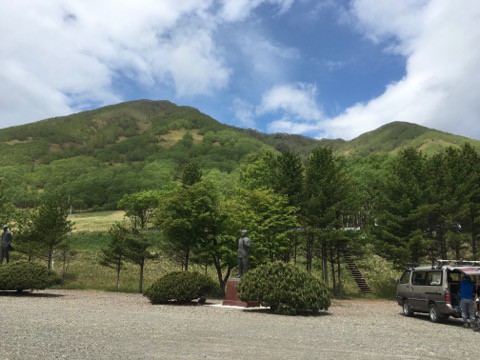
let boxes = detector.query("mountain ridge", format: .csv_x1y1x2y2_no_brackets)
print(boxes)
1,100,479,161
1,100,479,209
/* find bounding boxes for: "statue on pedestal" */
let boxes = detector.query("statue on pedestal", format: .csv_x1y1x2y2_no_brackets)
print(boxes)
236,229,251,278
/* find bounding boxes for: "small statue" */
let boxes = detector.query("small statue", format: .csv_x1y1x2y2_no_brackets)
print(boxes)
236,229,251,278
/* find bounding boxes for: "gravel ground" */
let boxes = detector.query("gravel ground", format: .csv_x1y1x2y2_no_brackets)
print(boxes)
0,290,479,359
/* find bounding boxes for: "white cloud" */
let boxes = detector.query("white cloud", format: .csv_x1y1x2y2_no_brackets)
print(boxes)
232,98,256,128
0,0,228,127
256,82,326,134
219,0,295,21
322,0,480,140
267,118,321,134
258,83,323,120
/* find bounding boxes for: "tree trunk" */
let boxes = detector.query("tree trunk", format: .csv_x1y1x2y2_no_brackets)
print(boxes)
185,250,189,271
439,230,447,259
47,247,54,270
330,246,336,296
306,231,313,273
138,259,145,293
212,256,233,298
115,258,121,292
322,239,329,288
337,247,343,297
293,233,297,266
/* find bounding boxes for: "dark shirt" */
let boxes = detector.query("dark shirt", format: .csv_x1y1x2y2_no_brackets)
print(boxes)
1,230,12,247
460,278,475,300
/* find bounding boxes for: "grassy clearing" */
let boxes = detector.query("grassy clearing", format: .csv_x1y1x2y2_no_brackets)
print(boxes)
70,211,125,233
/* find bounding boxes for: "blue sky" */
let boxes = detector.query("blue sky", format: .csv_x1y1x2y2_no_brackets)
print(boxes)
1,0,479,140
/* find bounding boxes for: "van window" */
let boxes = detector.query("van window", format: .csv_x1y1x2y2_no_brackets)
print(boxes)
412,271,427,285
399,270,411,284
427,271,442,286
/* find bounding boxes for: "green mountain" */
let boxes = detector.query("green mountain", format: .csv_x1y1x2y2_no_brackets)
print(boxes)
1,100,479,209
337,121,480,156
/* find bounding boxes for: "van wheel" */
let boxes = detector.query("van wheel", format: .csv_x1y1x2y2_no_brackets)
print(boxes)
402,300,414,317
429,303,443,323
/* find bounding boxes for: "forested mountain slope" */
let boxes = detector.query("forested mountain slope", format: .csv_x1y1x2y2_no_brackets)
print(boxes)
0,100,479,209
338,121,480,156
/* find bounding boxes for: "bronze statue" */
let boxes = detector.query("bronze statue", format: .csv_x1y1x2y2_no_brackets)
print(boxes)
236,229,251,278
0,225,13,265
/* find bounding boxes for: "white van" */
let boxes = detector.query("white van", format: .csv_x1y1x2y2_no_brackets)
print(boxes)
396,260,480,322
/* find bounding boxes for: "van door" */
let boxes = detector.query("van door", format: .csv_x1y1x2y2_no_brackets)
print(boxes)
396,270,412,305
425,271,444,306
411,271,428,311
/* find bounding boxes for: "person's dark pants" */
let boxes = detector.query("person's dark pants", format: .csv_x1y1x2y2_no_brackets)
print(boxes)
237,257,249,278
0,246,9,265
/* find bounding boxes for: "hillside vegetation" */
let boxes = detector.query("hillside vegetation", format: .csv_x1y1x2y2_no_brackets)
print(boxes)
1,99,479,209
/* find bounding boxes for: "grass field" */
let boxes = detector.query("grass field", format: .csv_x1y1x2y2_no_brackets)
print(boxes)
70,210,125,232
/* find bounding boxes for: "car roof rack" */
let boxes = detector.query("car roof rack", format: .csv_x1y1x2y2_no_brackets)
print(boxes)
435,259,480,268
404,262,420,270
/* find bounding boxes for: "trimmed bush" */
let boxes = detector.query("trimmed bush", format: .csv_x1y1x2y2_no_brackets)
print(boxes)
0,262,61,292
237,261,331,315
144,271,217,304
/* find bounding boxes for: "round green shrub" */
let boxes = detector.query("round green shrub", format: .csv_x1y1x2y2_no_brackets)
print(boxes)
237,261,331,315
144,271,217,304
0,262,61,292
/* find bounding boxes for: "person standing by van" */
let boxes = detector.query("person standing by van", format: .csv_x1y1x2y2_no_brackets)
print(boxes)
460,274,475,327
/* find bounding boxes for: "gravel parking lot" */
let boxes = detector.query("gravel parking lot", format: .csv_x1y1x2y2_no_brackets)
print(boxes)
1,290,479,359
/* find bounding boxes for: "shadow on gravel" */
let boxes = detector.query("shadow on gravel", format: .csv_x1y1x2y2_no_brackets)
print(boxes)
0,291,65,298
241,308,333,317
398,312,464,328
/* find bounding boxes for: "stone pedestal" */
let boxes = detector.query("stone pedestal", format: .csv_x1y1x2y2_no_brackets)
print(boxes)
222,278,260,307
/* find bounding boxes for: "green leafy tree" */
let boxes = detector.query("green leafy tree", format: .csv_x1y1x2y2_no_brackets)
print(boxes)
117,190,161,230
182,162,203,186
155,182,222,272
99,222,129,291
0,179,16,227
123,229,157,293
239,152,276,190
239,150,304,263
238,189,298,264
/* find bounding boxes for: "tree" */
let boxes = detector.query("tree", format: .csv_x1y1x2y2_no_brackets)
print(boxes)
303,147,350,283
155,182,222,272
117,190,161,230
445,144,480,257
17,192,73,269
99,222,129,291
271,150,304,207
239,152,276,190
238,189,298,264
0,179,16,227
123,228,157,293
373,148,430,266
182,162,203,186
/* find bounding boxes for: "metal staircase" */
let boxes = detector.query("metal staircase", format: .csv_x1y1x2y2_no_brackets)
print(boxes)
343,250,372,293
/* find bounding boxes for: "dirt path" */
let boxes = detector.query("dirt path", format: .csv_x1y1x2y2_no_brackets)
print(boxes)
0,290,478,359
